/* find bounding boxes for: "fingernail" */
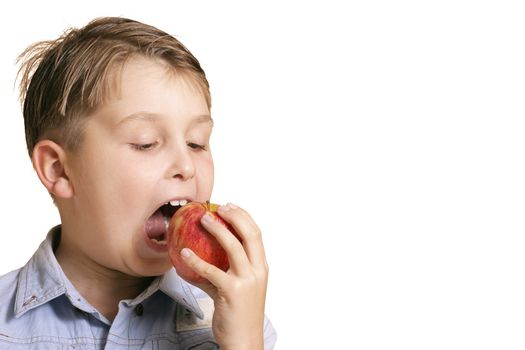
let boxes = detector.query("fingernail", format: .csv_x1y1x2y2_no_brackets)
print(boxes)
180,248,191,258
202,213,214,223
219,202,237,212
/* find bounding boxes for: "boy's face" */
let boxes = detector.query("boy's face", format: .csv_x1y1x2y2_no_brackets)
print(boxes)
61,57,214,277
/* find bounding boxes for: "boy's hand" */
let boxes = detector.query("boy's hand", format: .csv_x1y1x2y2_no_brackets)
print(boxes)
179,203,268,350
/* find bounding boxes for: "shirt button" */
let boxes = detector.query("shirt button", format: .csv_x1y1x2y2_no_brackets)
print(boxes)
134,304,144,316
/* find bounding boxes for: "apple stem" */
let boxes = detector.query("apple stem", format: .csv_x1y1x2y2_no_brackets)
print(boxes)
206,200,210,211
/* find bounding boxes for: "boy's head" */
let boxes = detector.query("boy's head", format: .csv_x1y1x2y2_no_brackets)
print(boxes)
17,17,215,277
18,16,211,158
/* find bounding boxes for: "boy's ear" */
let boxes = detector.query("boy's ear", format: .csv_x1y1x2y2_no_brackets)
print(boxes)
32,140,74,199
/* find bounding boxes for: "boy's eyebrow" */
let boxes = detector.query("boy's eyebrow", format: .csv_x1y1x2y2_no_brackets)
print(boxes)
117,112,214,126
194,114,214,126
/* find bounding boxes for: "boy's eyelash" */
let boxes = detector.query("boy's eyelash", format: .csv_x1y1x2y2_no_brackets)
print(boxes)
130,142,158,151
129,142,206,151
187,142,207,151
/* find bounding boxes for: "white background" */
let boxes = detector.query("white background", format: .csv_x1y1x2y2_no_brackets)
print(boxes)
1,1,525,349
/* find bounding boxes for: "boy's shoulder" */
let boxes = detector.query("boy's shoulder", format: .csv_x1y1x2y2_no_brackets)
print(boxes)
0,267,20,291
0,267,21,313
0,232,65,345
0,266,32,347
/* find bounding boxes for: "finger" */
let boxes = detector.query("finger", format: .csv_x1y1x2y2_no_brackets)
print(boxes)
200,213,251,275
180,247,228,287
216,203,268,271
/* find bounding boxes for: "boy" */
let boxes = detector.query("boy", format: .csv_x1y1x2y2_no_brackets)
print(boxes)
0,17,276,349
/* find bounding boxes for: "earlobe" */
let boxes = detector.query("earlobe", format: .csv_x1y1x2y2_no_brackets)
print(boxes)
32,140,74,198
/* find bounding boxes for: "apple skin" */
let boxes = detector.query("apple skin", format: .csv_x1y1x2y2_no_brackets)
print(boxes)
167,201,236,284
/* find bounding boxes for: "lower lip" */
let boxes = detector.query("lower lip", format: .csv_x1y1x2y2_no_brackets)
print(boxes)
143,231,169,253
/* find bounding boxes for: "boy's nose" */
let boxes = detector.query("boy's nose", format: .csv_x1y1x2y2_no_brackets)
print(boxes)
169,145,195,181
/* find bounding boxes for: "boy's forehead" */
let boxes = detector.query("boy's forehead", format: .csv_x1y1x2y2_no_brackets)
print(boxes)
104,57,170,97
100,56,209,107
85,59,211,129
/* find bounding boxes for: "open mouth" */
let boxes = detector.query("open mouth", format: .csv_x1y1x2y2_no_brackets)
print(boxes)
144,199,189,246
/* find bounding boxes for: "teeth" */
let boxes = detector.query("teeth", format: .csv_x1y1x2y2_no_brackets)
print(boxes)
169,199,188,206
151,239,167,246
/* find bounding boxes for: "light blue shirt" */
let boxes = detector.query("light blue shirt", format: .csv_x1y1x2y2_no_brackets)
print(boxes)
0,226,277,349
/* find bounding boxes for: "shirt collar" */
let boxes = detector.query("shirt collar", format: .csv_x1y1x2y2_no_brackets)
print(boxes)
125,270,204,319
14,225,203,320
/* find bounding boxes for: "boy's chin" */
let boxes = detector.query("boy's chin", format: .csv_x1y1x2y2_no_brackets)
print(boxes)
127,259,172,278
123,255,173,277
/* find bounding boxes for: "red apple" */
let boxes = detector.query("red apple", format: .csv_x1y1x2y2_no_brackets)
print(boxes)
167,201,237,284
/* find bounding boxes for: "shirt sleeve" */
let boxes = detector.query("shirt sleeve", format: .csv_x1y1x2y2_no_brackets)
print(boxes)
263,315,278,350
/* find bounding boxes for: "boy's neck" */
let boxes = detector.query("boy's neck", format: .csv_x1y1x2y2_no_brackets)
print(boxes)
55,234,154,322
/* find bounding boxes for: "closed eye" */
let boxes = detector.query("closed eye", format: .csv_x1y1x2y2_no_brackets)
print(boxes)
187,142,207,151
130,142,158,151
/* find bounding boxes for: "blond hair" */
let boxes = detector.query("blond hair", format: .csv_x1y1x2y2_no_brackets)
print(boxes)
17,17,210,156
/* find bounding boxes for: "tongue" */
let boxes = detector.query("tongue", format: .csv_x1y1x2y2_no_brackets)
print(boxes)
145,209,167,240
